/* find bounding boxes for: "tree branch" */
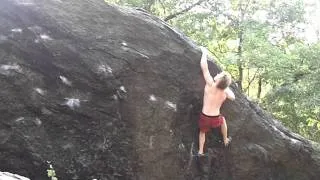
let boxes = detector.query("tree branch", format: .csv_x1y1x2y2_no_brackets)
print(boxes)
144,0,156,12
244,0,251,12
208,49,222,64
158,0,167,15
244,68,261,92
164,0,206,21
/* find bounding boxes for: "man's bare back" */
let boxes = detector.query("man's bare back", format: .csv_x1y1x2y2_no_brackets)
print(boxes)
202,84,227,116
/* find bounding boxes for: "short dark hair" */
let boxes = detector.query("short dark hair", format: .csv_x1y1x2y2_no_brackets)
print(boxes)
216,72,232,89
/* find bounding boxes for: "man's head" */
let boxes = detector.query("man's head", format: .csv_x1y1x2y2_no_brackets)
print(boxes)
214,71,232,89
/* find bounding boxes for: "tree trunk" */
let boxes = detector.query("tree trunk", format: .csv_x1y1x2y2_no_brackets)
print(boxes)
236,0,245,91
247,67,250,96
237,29,244,91
258,76,262,99
0,1,319,180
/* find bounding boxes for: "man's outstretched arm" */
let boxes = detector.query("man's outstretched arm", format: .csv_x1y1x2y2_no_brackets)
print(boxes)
200,47,214,86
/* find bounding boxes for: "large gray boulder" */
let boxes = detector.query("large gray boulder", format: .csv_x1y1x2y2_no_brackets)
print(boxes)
0,0,319,179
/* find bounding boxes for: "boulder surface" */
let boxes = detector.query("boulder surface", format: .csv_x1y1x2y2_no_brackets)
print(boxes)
0,0,319,179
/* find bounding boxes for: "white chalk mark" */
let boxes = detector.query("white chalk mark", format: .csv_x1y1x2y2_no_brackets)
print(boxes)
165,101,177,111
34,88,45,95
98,64,112,74
178,143,185,150
97,65,106,73
34,118,42,126
64,98,80,109
170,129,174,136
59,76,72,86
0,64,22,75
11,28,23,33
149,136,154,149
121,41,128,46
40,34,53,41
1,64,21,71
120,86,127,93
136,51,149,59
112,94,118,100
107,66,112,73
149,94,157,102
16,117,25,122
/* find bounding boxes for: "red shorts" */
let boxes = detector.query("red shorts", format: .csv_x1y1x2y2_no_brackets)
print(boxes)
198,113,224,133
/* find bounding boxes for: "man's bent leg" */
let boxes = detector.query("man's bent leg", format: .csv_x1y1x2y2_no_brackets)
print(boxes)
221,118,230,146
198,131,206,154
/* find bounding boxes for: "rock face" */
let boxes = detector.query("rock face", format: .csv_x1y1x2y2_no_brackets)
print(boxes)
0,0,319,180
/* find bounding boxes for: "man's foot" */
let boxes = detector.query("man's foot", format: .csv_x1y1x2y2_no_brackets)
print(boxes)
196,152,208,157
194,151,208,157
223,137,232,147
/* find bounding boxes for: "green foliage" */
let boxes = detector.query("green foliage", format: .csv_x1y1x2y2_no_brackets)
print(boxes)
262,43,320,141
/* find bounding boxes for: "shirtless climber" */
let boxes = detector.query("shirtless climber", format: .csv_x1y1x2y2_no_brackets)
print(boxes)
198,46,235,155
